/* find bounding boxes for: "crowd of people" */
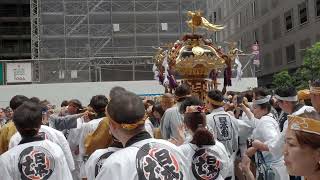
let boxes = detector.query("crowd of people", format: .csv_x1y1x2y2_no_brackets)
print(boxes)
0,80,319,180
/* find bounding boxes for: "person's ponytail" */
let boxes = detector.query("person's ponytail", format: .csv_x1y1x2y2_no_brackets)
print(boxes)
191,126,215,147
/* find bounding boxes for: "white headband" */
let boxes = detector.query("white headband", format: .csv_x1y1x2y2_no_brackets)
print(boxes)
253,95,271,105
274,95,298,102
310,86,320,94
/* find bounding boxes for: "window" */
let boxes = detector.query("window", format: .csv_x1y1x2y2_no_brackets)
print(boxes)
286,44,296,63
213,12,217,23
272,0,279,8
223,0,227,17
238,39,242,50
237,13,241,28
230,18,235,35
213,32,218,42
298,1,308,24
272,16,281,40
263,53,272,72
300,38,311,60
244,7,249,25
262,22,270,44
274,48,283,66
252,1,257,18
218,8,222,21
22,40,31,53
261,0,269,16
317,34,320,41
284,9,294,31
3,40,18,53
253,29,259,42
315,0,320,17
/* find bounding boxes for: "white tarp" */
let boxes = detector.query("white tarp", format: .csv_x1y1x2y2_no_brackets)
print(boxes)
0,78,257,107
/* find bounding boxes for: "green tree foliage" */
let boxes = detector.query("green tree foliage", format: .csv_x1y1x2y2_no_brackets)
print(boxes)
272,70,295,88
295,42,320,89
272,42,320,90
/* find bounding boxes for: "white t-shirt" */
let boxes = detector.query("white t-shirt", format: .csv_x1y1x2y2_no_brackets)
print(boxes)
269,106,315,158
78,117,104,177
0,140,72,180
144,118,154,138
252,113,282,164
67,117,86,161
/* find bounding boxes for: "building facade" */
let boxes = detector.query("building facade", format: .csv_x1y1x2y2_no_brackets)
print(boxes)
34,0,208,83
0,0,31,60
208,0,320,86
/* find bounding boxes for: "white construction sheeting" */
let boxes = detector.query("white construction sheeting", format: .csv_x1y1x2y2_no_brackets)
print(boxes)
0,78,257,107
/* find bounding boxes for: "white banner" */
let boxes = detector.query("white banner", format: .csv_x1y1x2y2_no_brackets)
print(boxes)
6,63,32,83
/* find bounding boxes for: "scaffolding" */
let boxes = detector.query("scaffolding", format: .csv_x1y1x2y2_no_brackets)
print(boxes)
29,0,209,83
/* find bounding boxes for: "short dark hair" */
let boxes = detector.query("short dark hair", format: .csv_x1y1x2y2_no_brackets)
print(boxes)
275,86,297,98
180,96,215,147
107,91,145,126
61,100,69,107
89,95,108,113
29,97,41,104
253,87,269,98
175,84,191,102
254,96,272,113
207,90,224,102
311,79,320,87
13,101,42,137
109,86,126,99
226,91,236,97
145,100,155,106
9,95,29,111
68,99,83,110
152,103,165,117
179,96,204,114
243,90,253,102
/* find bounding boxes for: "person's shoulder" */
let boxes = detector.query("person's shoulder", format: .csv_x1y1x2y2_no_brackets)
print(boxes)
292,105,315,115
42,139,61,147
148,139,182,151
1,121,14,131
88,117,104,125
178,142,192,151
214,141,227,150
41,125,57,132
259,115,278,126
40,125,64,136
165,106,179,113
4,140,59,157
10,131,21,140
91,148,111,157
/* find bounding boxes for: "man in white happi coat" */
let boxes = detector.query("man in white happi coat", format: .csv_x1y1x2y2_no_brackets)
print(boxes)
97,91,191,180
252,87,314,157
76,95,108,178
252,87,314,180
206,90,254,179
0,101,72,180
85,138,123,180
9,123,75,172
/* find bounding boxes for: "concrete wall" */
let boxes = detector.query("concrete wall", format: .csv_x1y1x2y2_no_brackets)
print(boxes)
0,78,257,107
